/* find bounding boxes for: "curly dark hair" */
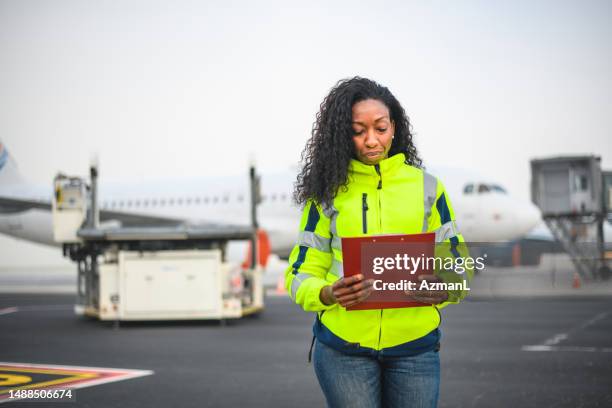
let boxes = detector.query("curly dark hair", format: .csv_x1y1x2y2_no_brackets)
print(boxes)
294,77,422,207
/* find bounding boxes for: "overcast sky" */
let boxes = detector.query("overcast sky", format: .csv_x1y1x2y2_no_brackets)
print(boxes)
1,0,611,266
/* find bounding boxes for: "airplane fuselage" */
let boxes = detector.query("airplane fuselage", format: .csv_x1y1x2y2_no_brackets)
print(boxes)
0,168,543,260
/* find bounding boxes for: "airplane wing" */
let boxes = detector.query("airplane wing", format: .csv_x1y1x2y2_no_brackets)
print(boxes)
0,195,184,227
0,195,50,212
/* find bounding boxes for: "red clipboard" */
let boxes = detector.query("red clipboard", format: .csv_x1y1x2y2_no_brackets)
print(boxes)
341,233,435,310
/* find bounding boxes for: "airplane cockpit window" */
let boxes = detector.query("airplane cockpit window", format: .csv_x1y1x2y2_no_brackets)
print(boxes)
463,184,474,194
473,183,507,194
477,184,490,193
490,184,507,194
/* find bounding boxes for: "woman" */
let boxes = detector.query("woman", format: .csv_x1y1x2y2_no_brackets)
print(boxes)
285,77,469,408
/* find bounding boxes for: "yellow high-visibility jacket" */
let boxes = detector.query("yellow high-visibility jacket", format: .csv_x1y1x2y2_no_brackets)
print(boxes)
285,153,472,353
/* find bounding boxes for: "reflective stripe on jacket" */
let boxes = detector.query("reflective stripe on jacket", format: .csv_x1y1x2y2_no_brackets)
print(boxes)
285,152,472,351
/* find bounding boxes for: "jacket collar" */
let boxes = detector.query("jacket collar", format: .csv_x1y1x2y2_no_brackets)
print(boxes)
348,153,406,176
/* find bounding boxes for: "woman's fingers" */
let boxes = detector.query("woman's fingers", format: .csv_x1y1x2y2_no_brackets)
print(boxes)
336,286,372,303
417,274,443,283
404,275,449,304
333,278,373,298
405,290,449,304
336,286,374,305
332,274,364,290
335,279,374,307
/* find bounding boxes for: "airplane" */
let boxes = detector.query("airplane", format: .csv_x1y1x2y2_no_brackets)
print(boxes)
0,139,542,261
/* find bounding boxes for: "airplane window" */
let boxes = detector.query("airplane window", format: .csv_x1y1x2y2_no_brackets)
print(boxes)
127,200,132,207
237,195,244,202
463,184,474,194
119,201,125,208
160,199,166,206
281,193,287,201
213,197,218,203
490,185,507,194
186,198,192,205
222,196,229,203
204,197,209,204
169,198,175,205
195,197,201,204
135,200,140,207
271,194,277,201
152,199,157,206
143,199,149,207
177,198,183,205
111,201,116,208
478,184,490,193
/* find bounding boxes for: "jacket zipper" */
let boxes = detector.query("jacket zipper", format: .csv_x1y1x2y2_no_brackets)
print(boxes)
361,193,368,234
377,309,383,349
374,164,383,231
374,164,382,189
374,164,384,349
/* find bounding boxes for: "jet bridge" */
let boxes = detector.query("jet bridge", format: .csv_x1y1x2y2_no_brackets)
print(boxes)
531,156,610,280
52,163,265,321
604,170,612,220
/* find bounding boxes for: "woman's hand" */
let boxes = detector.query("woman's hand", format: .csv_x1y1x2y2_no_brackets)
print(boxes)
404,275,449,305
320,274,375,308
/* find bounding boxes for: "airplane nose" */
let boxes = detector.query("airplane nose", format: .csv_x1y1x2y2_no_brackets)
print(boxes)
521,202,542,233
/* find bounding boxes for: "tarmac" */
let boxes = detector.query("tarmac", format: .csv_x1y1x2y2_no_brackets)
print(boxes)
1,254,612,407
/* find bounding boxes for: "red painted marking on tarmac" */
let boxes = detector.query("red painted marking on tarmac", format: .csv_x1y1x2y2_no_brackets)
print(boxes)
0,307,18,316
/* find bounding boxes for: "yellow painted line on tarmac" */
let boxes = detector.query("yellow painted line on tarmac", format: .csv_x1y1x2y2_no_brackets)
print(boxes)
0,374,31,386
0,368,95,395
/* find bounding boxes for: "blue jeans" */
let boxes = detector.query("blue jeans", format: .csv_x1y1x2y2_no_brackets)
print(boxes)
313,339,440,408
